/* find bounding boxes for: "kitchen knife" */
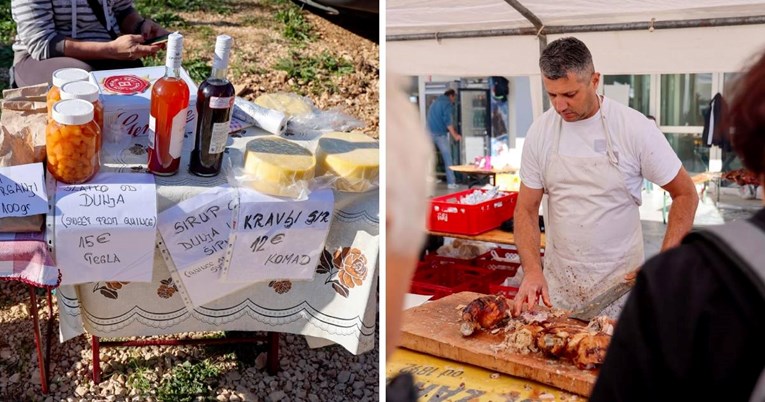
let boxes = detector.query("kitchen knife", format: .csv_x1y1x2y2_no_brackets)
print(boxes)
568,280,634,322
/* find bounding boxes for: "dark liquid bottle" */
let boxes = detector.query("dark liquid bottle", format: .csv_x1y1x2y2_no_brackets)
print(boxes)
189,35,234,176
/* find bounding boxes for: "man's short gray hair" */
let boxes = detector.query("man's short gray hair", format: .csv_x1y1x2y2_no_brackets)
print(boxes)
539,37,594,81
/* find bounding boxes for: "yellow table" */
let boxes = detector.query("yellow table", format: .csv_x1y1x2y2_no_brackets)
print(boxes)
387,348,584,401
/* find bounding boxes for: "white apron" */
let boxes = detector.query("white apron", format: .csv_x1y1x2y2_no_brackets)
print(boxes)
543,98,644,318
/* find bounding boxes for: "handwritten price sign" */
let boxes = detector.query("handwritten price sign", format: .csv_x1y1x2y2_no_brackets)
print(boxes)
225,188,334,283
0,163,47,218
54,173,157,285
157,187,250,307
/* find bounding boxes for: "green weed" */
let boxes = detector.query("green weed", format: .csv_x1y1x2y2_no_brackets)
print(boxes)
275,7,313,42
184,57,212,85
156,359,220,402
126,358,153,396
274,49,353,94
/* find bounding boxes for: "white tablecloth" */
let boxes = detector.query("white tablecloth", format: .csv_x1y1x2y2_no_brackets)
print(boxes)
55,127,379,354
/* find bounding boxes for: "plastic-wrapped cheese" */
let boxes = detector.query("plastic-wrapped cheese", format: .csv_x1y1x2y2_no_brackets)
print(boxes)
243,136,316,198
316,131,379,192
253,93,313,116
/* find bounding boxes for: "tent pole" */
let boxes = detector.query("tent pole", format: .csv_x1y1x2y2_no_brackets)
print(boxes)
503,0,550,112
387,15,765,42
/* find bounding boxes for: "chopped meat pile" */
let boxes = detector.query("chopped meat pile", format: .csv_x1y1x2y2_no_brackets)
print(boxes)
459,295,615,370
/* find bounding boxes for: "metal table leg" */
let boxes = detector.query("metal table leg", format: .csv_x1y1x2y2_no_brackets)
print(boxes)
28,286,49,394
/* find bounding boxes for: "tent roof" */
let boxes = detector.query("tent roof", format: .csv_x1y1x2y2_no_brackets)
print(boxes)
387,0,765,76
387,0,765,36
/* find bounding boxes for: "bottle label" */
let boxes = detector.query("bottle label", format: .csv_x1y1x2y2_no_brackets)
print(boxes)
208,121,230,154
148,115,156,149
209,96,234,109
169,108,187,159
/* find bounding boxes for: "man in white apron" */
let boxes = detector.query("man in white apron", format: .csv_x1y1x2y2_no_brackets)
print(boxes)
513,37,699,317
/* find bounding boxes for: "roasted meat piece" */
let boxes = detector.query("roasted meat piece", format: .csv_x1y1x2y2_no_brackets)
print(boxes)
460,295,511,336
570,332,610,369
586,316,616,335
536,323,587,357
504,323,545,354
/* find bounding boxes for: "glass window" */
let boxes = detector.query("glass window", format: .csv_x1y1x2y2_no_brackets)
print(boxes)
659,73,712,126
663,132,708,174
602,75,650,115
723,72,740,94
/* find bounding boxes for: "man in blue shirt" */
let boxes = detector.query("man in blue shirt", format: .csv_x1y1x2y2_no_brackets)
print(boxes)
426,89,462,188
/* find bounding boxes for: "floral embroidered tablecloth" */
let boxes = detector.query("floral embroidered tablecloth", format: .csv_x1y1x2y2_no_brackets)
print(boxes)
56,129,379,355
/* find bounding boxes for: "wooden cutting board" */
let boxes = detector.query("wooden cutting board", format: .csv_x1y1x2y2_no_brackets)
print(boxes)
400,291,598,397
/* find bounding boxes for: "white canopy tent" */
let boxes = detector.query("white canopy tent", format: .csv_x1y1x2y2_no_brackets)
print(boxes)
387,0,765,76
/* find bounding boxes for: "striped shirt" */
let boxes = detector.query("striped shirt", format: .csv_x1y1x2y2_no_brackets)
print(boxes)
12,0,135,61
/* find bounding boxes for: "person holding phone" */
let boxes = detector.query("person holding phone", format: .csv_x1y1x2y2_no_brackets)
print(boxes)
10,0,171,87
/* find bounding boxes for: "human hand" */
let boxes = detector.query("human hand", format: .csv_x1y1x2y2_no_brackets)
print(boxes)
110,35,161,60
138,19,170,41
512,269,551,316
623,267,640,283
452,133,462,142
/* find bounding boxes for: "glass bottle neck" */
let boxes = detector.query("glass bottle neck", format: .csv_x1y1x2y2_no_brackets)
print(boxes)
210,66,228,81
165,66,182,79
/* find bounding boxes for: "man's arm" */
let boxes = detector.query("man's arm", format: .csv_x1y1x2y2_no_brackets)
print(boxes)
447,125,461,142
512,183,551,315
63,35,158,61
444,103,461,141
660,167,698,250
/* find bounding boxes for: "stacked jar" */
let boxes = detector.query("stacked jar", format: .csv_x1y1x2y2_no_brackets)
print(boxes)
46,68,89,120
59,81,104,145
47,99,101,184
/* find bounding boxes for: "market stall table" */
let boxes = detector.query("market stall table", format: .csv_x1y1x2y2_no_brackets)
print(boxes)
449,164,517,186
53,127,379,382
0,232,60,394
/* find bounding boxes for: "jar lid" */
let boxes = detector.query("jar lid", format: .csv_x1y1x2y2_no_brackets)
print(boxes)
51,68,89,88
60,81,100,102
52,99,94,126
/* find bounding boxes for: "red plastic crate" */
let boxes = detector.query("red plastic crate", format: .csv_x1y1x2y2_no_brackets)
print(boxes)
476,247,521,273
489,283,519,299
428,190,518,236
422,252,478,267
409,263,493,300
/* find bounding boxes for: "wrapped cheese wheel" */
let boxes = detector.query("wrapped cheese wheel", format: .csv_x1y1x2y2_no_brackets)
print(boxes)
253,93,313,116
243,136,315,198
316,131,379,192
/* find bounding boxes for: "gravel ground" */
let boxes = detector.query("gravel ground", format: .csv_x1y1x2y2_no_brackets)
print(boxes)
0,282,379,401
0,2,380,400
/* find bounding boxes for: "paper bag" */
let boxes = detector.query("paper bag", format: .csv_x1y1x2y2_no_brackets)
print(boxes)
0,84,49,232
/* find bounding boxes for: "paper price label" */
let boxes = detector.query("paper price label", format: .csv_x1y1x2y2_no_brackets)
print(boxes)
225,188,334,283
0,163,47,218
55,173,157,285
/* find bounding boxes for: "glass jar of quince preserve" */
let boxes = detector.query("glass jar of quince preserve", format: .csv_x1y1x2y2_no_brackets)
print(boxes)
46,99,101,184
46,68,89,120
59,80,104,143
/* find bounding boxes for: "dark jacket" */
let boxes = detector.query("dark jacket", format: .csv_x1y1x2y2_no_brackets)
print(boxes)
590,208,765,401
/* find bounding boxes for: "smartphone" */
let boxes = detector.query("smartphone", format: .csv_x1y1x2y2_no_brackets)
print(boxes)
145,34,170,45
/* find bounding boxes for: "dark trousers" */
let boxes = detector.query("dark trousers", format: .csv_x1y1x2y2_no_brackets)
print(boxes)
12,54,144,88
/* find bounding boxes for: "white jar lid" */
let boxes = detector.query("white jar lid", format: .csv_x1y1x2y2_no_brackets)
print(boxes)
51,68,89,88
60,81,99,102
52,99,94,126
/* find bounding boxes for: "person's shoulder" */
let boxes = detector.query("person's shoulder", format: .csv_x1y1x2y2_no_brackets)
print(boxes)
604,97,651,124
